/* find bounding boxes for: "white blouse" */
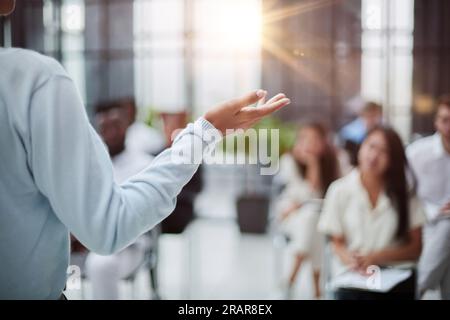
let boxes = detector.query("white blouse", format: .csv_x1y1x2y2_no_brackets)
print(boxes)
275,154,322,215
318,169,427,256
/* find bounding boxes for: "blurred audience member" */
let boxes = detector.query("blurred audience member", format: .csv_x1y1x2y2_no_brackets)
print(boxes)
319,127,425,300
276,123,340,299
84,100,154,300
118,97,165,156
407,95,450,299
340,102,383,166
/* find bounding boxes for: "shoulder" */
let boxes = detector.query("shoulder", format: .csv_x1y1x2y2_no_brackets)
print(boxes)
327,170,357,195
0,48,69,91
279,153,298,173
276,153,302,182
406,135,436,157
322,170,362,210
340,118,364,137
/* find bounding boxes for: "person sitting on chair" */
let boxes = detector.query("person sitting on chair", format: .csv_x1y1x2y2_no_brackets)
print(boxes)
319,126,426,300
407,95,450,299
276,122,340,299
84,99,155,300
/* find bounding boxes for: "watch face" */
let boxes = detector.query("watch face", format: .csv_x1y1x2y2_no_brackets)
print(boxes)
0,0,15,15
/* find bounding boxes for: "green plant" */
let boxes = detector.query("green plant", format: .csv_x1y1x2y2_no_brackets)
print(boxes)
218,115,297,158
144,107,161,128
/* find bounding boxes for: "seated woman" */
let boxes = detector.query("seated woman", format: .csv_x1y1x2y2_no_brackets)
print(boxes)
318,126,426,300
276,122,340,299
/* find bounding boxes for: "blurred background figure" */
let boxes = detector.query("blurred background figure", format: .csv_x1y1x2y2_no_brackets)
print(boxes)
275,123,340,299
83,99,158,300
120,97,165,157
160,112,189,147
407,96,450,299
339,102,383,166
319,127,425,300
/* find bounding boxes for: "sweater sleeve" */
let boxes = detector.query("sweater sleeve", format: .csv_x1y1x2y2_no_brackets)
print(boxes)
29,74,221,254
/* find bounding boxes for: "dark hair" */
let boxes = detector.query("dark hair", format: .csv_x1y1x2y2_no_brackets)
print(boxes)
294,122,340,197
362,101,383,114
94,97,136,116
94,99,122,114
438,94,450,111
364,126,414,241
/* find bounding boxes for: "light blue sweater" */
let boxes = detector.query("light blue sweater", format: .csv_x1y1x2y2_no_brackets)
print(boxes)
0,48,219,299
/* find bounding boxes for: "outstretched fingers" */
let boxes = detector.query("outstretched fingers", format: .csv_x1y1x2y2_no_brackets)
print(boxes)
240,96,290,120
229,89,267,112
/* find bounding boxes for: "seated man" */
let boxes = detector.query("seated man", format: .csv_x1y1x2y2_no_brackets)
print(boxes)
119,97,166,156
85,99,155,300
407,96,450,299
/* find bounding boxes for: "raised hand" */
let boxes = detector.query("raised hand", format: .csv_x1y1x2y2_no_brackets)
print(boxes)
204,90,290,135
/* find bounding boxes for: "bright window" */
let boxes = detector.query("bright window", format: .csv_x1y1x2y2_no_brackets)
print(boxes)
133,0,262,117
361,0,415,141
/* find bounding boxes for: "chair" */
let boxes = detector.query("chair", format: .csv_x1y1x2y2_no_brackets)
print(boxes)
75,226,161,300
121,226,162,299
270,199,325,299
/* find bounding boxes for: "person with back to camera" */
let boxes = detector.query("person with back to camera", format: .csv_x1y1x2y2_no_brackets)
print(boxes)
0,0,291,299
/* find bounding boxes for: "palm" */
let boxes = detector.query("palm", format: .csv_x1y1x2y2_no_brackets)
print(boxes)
204,90,290,135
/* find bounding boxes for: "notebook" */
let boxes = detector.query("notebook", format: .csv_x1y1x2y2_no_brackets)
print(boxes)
330,268,413,293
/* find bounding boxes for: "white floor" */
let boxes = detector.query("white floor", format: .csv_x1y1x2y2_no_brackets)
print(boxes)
65,218,317,300
64,217,444,300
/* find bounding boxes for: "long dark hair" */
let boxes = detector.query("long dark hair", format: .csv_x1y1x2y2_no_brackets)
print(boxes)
294,122,340,197
363,126,415,241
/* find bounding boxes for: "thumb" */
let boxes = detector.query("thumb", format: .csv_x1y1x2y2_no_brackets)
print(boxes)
230,89,267,111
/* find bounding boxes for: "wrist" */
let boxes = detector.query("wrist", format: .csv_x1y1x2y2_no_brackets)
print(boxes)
194,117,223,147
203,111,222,134
196,116,218,131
